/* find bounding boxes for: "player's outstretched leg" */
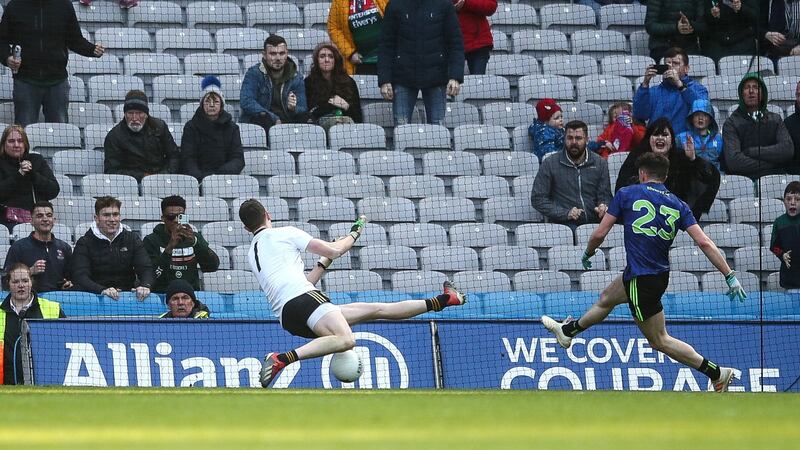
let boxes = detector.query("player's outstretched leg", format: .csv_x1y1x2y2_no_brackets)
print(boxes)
339,280,467,326
259,352,289,388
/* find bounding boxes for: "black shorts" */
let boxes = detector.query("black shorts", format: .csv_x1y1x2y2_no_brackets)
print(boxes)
281,290,331,338
623,272,669,322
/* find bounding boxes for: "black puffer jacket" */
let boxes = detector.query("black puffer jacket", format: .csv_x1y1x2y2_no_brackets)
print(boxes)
0,0,96,82
645,0,707,60
378,0,464,89
104,117,180,182
72,225,154,294
180,107,244,181
702,0,758,61
0,149,59,226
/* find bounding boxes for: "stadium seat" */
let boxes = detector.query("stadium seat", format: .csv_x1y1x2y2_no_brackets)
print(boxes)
273,221,320,238
358,151,416,180
156,28,215,58
152,75,202,111
52,150,104,176
388,175,445,199
304,3,331,30
539,4,596,34
576,75,632,109
201,174,260,199
205,270,260,294
329,123,387,155
453,126,511,155
68,54,123,80
245,2,303,31
186,2,244,34
267,174,326,198
670,247,725,273
607,246,627,271
359,245,419,275
183,53,240,76
13,222,72,244
117,196,161,229
362,102,424,130
209,244,231,270
94,27,153,58
491,29,510,54
276,28,328,60
481,245,540,272
298,150,356,178
52,196,98,227
704,199,729,223
215,28,268,59
328,221,388,247
455,75,511,106
579,270,620,292
717,174,754,200
54,174,74,197
490,3,538,34
80,124,115,151
600,55,655,79
719,55,775,77
420,245,480,273
549,245,607,271
758,174,800,199
662,270,700,293
237,123,268,152
452,175,511,200
389,223,448,249
394,124,452,157
734,246,781,272
75,0,125,32
35,291,102,317
453,270,511,293
686,54,718,78
390,270,447,294
88,75,145,106
485,54,539,86
81,174,139,197
141,174,200,197
231,197,290,222
599,3,646,35
516,223,574,248
26,123,81,159
202,221,252,248
518,74,574,103
481,102,537,129
514,29,570,59
701,270,760,294
483,151,539,179
227,291,271,318
297,196,356,231
483,196,543,227
449,223,508,248
66,102,113,129
629,30,649,57
704,75,741,109
327,175,386,200
575,224,624,248
763,76,800,109
324,270,383,292
68,75,87,103
572,30,628,59
443,102,481,129
704,224,759,251
113,102,171,122
513,127,533,154
542,54,598,81
352,75,382,101
357,197,416,225
560,101,605,126
128,1,183,29
230,245,249,271
728,198,785,225
418,197,477,229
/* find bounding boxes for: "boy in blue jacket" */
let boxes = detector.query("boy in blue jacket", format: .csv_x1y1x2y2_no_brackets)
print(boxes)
676,99,724,173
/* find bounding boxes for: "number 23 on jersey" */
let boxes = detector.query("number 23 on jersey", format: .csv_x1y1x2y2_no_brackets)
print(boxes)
631,199,680,240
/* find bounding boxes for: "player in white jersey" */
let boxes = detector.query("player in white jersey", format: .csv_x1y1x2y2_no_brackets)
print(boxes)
238,199,468,387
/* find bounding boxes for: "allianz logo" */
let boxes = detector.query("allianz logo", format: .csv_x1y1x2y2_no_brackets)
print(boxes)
62,331,410,388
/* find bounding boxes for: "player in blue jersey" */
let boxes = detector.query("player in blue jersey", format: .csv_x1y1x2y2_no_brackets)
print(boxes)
541,153,747,393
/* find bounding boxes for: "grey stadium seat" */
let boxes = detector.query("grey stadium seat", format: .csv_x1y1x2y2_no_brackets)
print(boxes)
420,245,480,273
575,224,624,248
141,174,200,197
304,3,331,30
329,123,387,153
297,196,356,230
449,223,509,248
481,245,540,271
629,30,649,57
670,246,725,272
324,270,383,292
513,270,572,292
156,28,214,58
665,271,700,293
513,29,569,59
183,196,231,224
209,244,231,270
779,56,800,76
512,174,535,198
359,245,419,272
389,223,448,248
485,54,539,86
443,102,481,129
88,75,144,106
576,75,633,109
453,270,511,293
53,150,104,176
455,75,511,106
489,3,538,34
186,2,244,34
560,101,605,126
394,124,452,156
118,196,161,229
298,150,356,178
763,76,800,108
388,175,446,199
704,75,742,109
358,151,416,180
328,221,388,247
245,2,303,31
276,28,328,60
483,152,539,179
539,4,596,34
600,3,647,35
152,75,202,111
418,197,477,228
81,174,139,197
26,123,81,158
238,123,269,151
758,175,800,200
688,54,718,78
572,30,628,59
491,29,510,54
452,175,511,199
600,55,655,79
483,196,543,227
183,53,240,76
242,151,296,187
68,54,122,79
702,270,759,294
518,74,574,103
481,102,537,129
201,175,260,199
352,75,382,101
579,271,620,293
729,198,785,225
717,174,754,199
216,28,268,58
516,223,574,248
232,197,290,222
719,55,775,77
66,103,113,129
75,0,125,32
422,152,481,183
703,224,759,250
327,175,386,199
202,221,252,248
357,197,416,224
123,53,182,87
391,270,448,293
94,27,153,57
453,125,511,154
267,175,325,198
548,245,607,271
734,247,780,272
203,270,260,293
542,54,599,81
127,1,184,29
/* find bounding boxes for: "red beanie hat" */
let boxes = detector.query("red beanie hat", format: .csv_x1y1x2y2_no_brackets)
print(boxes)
536,98,561,123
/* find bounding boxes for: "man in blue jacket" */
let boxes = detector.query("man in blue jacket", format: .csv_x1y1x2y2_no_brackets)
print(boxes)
240,34,308,132
378,0,464,125
633,47,708,135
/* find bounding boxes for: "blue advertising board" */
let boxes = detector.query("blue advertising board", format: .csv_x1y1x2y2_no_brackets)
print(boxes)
438,321,800,392
27,320,436,388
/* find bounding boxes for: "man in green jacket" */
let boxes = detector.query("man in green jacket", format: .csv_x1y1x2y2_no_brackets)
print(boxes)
143,196,220,294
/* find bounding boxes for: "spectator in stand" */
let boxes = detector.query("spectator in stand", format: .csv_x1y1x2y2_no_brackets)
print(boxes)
0,0,105,126
72,196,153,301
762,0,800,59
160,279,210,319
644,0,706,62
594,102,646,159
0,125,59,230
616,117,720,220
784,81,800,164
702,0,757,62
378,0,464,125
771,181,800,289
104,90,179,182
529,98,565,162
181,76,244,181
305,43,363,131
1,263,64,385
676,99,724,174
240,35,308,133
79,0,138,8
532,120,612,230
143,196,220,294
328,0,388,75
633,47,708,135
3,201,72,293
455,0,496,75
723,73,797,179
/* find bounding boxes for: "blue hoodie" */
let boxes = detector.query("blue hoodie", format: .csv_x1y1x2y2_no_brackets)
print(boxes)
528,120,564,162
676,99,724,173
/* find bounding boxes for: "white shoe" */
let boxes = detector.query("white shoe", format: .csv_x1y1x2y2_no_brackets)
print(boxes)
541,315,573,349
713,367,735,393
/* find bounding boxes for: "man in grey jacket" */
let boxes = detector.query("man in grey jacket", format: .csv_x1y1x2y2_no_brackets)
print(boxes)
722,72,797,179
532,120,612,230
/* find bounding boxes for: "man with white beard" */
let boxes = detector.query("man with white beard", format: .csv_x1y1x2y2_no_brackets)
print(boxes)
103,90,179,182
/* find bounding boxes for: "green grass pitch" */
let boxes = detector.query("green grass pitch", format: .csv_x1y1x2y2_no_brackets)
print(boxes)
1,387,798,449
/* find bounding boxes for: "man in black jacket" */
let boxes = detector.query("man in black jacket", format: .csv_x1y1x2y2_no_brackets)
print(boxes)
160,279,210,319
0,0,105,126
104,90,180,182
378,0,464,125
3,201,72,293
71,196,153,300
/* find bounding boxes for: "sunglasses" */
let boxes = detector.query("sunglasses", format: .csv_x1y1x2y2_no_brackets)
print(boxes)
164,214,179,221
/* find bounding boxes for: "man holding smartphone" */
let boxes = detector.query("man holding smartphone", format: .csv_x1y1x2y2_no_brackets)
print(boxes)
633,47,709,135
143,196,220,294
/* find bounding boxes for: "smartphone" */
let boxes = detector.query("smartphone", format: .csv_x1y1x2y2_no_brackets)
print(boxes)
654,64,669,75
178,213,190,225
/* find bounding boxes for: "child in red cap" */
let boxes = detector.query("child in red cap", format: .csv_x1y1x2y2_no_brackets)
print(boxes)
529,98,565,161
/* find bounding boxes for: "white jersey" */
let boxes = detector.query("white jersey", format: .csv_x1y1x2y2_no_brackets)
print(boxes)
247,226,316,320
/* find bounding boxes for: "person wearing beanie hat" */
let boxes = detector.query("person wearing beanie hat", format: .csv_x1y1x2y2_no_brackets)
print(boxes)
528,98,565,161
180,76,244,181
104,89,180,182
722,72,797,178
160,279,210,319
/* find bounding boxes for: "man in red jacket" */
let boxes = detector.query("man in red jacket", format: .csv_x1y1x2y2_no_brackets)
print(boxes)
454,0,497,75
